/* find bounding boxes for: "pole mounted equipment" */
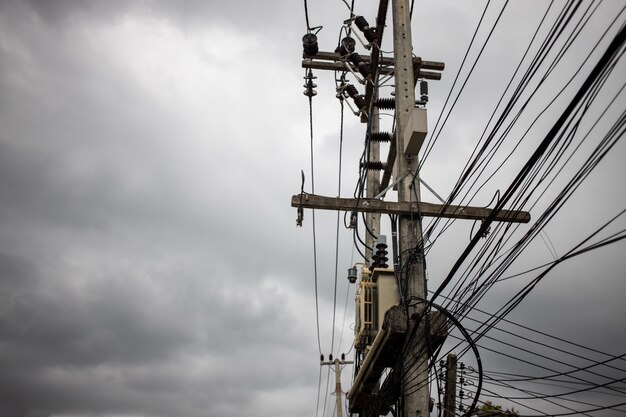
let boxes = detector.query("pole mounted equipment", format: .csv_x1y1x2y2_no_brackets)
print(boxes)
296,170,306,227
302,32,319,56
337,36,356,56
354,15,379,44
347,266,358,283
303,69,317,98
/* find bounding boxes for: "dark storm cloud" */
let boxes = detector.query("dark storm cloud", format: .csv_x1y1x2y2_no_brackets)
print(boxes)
0,248,311,416
0,1,319,416
5,0,299,30
1,0,623,416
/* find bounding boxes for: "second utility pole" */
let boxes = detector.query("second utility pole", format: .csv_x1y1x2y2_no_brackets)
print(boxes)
321,356,354,417
392,0,430,416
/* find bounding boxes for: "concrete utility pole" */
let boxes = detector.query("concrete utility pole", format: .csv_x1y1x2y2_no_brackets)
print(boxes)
365,105,381,263
321,357,354,417
297,3,530,416
443,354,458,417
391,0,429,416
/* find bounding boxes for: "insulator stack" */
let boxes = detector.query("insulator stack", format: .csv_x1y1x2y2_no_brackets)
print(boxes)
354,16,378,44
302,33,319,56
360,161,386,171
303,70,317,97
370,235,388,270
349,53,371,78
420,80,429,103
336,36,356,56
375,97,395,110
375,97,426,109
345,84,365,109
370,132,392,142
345,84,359,97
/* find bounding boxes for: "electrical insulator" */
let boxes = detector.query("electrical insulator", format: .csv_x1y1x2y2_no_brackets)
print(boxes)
354,16,378,44
373,249,388,269
341,353,345,361
370,235,389,270
320,354,324,362
360,161,386,171
302,33,319,56
336,36,356,56
303,69,317,98
375,97,395,110
329,353,333,361
347,267,358,284
370,132,392,143
420,80,429,103
345,84,366,109
348,53,371,78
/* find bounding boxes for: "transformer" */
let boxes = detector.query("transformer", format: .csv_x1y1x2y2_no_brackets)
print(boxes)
354,266,400,350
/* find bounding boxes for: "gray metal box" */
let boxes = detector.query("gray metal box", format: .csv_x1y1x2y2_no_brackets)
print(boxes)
403,107,428,155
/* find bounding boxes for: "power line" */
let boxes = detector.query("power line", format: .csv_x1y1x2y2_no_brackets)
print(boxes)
331,99,346,354
307,78,323,356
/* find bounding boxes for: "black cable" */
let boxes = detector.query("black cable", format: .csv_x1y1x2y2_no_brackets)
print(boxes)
448,95,626,320
521,401,626,417
422,0,581,248
304,0,311,31
308,93,323,356
399,299,483,417
315,364,323,417
422,0,510,171
420,0,494,169
330,99,346,354
430,21,626,306
448,2,624,228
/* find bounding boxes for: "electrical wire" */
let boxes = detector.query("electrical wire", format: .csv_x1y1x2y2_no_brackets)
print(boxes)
331,99,346,355
308,87,323,356
302,3,625,417
430,21,626,306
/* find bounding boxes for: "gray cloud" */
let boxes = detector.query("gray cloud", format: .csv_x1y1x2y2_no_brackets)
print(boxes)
0,0,624,416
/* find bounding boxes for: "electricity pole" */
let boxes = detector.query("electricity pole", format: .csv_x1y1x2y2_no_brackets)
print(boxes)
391,0,430,416
443,354,458,417
321,356,354,417
365,105,381,263
296,2,530,416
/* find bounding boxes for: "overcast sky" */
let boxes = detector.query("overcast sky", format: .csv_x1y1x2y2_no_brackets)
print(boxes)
0,1,624,417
